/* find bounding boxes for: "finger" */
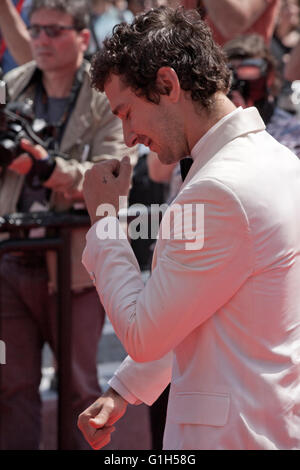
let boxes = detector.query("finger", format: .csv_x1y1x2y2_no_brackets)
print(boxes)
20,138,35,153
120,155,132,175
91,426,116,450
77,415,101,446
9,154,33,174
89,402,114,428
10,153,30,163
118,155,132,190
20,138,31,147
20,139,48,160
99,158,121,177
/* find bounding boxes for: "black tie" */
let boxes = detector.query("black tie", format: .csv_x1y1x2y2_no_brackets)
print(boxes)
180,157,193,181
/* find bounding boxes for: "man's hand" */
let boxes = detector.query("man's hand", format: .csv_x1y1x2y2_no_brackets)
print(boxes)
8,153,32,175
8,138,49,175
77,387,128,450
83,156,132,226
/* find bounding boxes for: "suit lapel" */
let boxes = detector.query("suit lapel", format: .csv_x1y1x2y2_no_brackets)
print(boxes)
182,107,266,188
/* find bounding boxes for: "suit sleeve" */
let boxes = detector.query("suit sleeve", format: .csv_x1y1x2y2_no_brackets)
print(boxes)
108,352,173,406
82,178,254,364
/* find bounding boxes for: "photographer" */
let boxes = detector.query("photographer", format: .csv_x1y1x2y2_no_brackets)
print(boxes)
224,33,300,158
0,0,133,450
182,0,281,46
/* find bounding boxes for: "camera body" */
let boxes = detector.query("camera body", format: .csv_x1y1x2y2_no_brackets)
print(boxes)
0,100,51,167
228,58,269,105
0,98,52,168
230,70,248,99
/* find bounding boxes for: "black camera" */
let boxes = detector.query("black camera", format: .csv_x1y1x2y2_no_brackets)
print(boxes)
228,58,268,103
0,98,53,168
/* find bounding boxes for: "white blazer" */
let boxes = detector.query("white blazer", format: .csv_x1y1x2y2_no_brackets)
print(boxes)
83,107,300,449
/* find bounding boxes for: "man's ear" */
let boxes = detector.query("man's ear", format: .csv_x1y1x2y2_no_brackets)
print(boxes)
156,67,181,103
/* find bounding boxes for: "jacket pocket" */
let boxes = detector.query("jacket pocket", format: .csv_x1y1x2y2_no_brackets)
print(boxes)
172,391,230,427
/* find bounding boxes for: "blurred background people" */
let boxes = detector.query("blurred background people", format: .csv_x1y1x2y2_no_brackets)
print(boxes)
88,0,134,54
284,38,300,82
273,0,300,53
88,0,181,56
224,33,300,157
127,0,149,16
182,0,281,46
271,0,300,113
0,0,134,450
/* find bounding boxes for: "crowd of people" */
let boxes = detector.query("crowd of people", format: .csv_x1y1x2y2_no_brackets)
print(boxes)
1,0,300,451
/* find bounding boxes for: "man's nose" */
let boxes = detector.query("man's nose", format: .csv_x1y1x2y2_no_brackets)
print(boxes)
34,29,51,44
122,123,137,148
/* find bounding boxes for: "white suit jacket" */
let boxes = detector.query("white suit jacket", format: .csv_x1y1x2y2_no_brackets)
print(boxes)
83,107,300,449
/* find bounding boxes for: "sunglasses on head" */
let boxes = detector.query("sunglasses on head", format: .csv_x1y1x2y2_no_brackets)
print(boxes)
27,24,78,39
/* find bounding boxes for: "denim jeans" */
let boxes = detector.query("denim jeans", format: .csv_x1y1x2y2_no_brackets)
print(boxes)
0,254,105,450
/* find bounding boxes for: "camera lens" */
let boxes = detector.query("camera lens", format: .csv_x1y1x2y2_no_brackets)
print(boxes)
0,138,18,166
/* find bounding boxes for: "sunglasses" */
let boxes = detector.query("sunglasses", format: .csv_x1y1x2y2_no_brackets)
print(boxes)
27,24,78,39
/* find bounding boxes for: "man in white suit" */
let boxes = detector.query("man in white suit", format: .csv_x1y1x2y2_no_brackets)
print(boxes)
77,7,300,449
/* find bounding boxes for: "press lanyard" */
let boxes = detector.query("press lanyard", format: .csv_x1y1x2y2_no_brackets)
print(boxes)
34,62,85,149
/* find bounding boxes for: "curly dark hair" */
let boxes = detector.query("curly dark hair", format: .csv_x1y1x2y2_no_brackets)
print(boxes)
90,6,232,109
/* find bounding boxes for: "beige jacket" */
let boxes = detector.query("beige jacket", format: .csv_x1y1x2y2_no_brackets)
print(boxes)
83,108,300,449
0,60,136,291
